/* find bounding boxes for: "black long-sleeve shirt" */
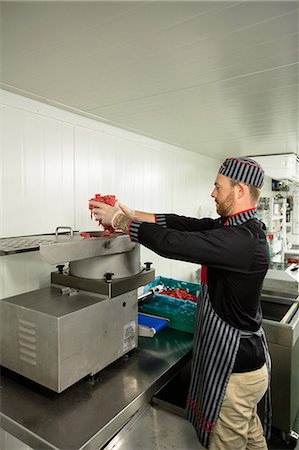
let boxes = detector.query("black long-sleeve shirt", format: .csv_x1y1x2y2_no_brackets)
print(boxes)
129,211,269,372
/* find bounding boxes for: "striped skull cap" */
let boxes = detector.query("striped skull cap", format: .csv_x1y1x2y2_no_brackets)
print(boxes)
218,157,264,188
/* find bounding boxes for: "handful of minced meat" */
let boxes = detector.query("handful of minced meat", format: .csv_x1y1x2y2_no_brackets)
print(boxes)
89,194,117,234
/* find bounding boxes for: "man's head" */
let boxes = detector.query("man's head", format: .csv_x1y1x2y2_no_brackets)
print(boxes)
211,157,264,217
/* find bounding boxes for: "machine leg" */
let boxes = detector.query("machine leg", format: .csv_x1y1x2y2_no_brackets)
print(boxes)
124,349,135,359
87,373,99,385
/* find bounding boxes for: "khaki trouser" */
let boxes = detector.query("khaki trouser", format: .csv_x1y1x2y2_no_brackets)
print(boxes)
209,363,268,450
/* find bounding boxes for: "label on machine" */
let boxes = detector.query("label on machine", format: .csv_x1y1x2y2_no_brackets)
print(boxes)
123,320,136,352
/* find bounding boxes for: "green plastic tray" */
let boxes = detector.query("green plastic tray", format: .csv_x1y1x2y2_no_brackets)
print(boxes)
140,276,200,334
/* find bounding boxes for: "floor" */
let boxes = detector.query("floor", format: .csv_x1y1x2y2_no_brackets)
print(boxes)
103,405,299,450
269,408,299,449
149,362,299,450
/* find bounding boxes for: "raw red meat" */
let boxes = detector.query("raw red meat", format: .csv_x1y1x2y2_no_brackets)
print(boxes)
162,288,198,303
89,194,117,234
80,232,96,238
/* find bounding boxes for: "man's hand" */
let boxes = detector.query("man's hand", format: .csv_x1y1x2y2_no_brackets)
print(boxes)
89,200,122,227
89,200,132,232
118,203,156,223
118,202,135,220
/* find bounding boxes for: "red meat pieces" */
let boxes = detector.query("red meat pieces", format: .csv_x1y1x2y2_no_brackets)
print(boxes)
162,288,198,302
89,194,117,234
80,232,99,238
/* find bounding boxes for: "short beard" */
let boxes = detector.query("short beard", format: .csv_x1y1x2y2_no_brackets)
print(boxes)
217,190,235,217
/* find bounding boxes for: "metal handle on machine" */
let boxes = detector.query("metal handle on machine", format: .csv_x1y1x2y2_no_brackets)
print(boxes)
138,284,164,305
55,226,74,238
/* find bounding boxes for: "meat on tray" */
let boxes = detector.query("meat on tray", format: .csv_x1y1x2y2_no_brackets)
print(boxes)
162,288,198,302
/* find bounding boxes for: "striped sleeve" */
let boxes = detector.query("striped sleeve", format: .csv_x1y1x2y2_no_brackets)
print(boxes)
129,214,167,242
129,220,143,242
155,214,167,227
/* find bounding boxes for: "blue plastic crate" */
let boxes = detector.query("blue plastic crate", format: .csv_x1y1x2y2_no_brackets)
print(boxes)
140,276,200,334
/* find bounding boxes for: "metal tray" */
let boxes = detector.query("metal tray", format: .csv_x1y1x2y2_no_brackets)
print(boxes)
0,234,58,255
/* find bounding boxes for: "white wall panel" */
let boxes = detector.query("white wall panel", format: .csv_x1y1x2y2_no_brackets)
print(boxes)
1,105,24,237
74,127,119,230
1,89,219,299
1,103,74,237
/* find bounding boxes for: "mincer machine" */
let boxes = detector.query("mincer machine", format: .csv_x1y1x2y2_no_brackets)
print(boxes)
0,231,155,392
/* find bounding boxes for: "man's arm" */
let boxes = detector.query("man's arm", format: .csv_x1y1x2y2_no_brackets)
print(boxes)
90,200,216,233
132,210,156,222
129,220,257,272
119,202,216,231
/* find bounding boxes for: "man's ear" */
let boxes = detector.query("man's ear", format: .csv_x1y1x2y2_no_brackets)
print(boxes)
236,182,248,200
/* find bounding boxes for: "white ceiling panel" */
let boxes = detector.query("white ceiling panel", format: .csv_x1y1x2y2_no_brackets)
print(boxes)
0,1,298,159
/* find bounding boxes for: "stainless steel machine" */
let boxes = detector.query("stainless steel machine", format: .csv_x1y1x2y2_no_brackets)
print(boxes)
0,231,154,393
260,266,299,445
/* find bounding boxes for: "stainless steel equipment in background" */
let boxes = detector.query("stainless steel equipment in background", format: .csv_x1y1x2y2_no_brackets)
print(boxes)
0,231,155,392
261,267,299,442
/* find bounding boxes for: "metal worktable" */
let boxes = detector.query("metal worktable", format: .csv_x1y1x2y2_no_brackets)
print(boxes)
0,328,193,450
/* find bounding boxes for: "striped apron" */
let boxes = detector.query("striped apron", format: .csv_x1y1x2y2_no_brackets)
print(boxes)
186,268,272,449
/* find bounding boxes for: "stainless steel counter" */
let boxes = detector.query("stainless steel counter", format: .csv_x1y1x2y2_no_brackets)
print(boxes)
0,328,193,450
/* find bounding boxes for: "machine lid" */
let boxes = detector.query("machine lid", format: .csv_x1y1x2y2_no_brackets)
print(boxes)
39,231,136,264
